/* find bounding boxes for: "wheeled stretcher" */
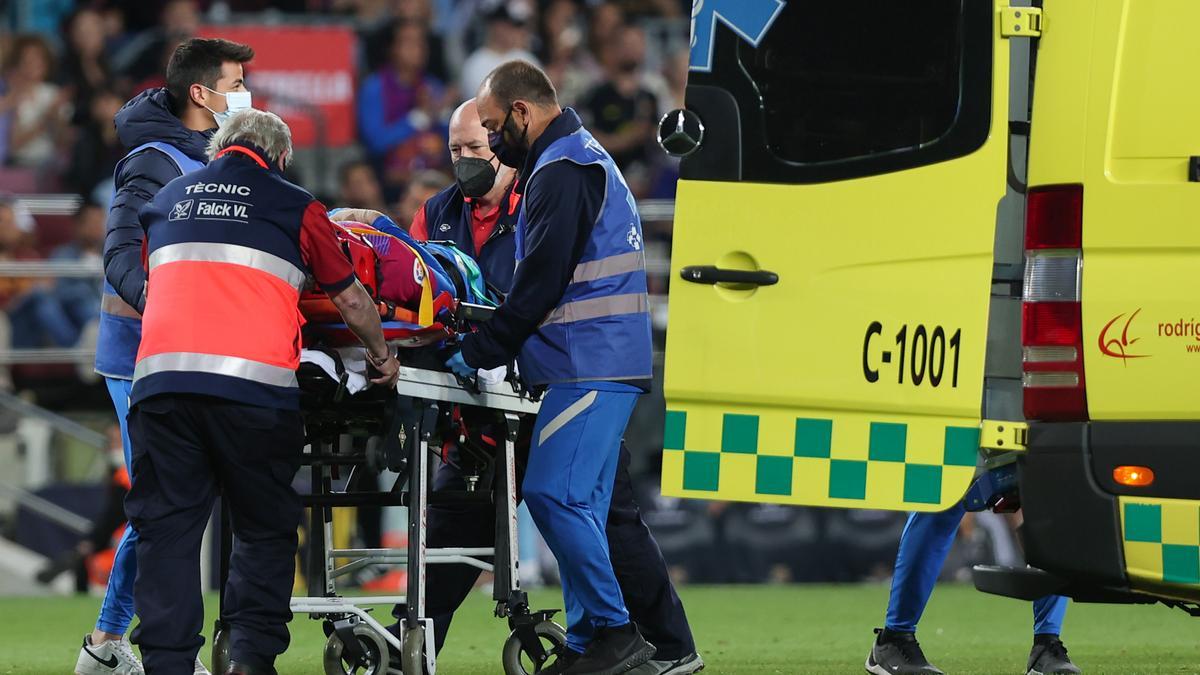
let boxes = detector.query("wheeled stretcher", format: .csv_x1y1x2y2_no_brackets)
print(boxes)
209,302,568,675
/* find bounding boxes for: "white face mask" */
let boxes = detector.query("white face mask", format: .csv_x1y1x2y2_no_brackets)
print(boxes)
202,86,253,126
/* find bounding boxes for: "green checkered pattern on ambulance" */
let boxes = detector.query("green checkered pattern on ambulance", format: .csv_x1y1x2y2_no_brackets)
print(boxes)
661,409,980,511
1122,498,1200,589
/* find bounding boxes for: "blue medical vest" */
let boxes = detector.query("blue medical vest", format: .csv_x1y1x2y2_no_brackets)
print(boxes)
515,128,653,386
94,141,205,380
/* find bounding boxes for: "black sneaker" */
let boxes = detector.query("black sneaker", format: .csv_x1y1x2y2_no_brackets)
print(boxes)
865,628,945,675
563,623,656,675
1027,635,1081,675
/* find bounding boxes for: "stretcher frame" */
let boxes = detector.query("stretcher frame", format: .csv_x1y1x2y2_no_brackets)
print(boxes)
212,362,562,675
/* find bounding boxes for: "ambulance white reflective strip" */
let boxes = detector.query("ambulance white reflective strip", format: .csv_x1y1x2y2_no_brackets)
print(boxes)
148,242,307,290
133,352,298,388
570,250,646,284
540,293,649,326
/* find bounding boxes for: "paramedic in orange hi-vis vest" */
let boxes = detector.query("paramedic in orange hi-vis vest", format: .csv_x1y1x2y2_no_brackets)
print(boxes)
125,109,399,675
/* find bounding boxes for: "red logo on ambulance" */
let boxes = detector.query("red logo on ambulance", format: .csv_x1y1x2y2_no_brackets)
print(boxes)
1099,309,1151,362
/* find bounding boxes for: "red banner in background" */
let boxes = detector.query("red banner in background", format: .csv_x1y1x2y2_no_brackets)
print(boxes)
199,25,357,148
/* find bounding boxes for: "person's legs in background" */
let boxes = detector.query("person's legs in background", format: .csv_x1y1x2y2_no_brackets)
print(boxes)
870,505,1080,675
1033,595,1068,637
94,378,137,638
75,377,145,675
885,503,968,633
606,442,697,664
866,503,967,675
390,448,498,653
1027,595,1078,675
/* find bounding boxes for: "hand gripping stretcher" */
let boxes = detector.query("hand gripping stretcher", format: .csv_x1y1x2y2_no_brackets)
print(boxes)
209,302,568,675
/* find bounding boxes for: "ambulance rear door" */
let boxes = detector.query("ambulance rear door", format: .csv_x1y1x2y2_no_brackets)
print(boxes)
661,0,1019,511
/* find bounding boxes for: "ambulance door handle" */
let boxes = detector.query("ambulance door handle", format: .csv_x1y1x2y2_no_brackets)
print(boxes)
680,265,778,287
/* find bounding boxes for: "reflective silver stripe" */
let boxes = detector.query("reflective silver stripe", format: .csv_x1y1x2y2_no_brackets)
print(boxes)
570,250,645,284
134,352,298,388
541,293,649,326
538,389,598,446
149,242,306,290
101,292,141,319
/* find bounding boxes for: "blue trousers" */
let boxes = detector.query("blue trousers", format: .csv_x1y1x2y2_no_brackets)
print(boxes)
523,383,639,652
885,500,1068,636
97,377,136,635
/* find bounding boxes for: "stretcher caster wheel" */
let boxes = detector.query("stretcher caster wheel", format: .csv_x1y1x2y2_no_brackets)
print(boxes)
322,624,391,675
502,620,568,674
402,625,428,675
211,625,231,675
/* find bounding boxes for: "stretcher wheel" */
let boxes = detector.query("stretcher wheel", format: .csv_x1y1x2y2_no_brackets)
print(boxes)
501,620,568,674
211,625,230,675
322,624,391,675
402,625,427,675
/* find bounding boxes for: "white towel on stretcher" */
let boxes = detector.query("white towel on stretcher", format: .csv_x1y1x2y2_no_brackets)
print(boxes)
300,347,511,394
300,348,371,394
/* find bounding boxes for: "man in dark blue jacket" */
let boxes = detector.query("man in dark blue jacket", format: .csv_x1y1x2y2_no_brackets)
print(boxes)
76,37,254,675
445,60,663,675
379,97,700,675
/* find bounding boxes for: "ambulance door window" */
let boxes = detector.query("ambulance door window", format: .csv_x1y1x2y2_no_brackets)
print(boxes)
682,0,992,184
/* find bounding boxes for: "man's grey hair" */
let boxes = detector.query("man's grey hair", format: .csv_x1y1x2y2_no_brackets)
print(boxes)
206,109,294,168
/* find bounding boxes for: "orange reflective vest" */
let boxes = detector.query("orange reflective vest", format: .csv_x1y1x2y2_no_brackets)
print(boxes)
131,145,337,409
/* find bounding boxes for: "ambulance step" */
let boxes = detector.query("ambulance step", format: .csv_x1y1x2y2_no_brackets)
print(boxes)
972,564,1065,600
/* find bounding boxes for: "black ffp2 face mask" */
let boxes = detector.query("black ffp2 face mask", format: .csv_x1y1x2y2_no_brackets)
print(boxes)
488,106,529,169
454,155,498,199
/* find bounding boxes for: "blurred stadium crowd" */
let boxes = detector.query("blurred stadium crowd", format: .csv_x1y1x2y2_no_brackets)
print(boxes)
0,0,1012,592
0,0,686,367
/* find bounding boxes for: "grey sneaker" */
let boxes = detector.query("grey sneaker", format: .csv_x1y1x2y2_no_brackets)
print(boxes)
630,652,705,674
865,628,944,675
1027,636,1081,675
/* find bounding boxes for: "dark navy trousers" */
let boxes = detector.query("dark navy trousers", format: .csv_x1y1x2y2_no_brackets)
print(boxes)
126,394,304,674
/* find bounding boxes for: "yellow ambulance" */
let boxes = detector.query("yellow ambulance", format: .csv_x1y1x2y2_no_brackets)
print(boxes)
660,0,1200,611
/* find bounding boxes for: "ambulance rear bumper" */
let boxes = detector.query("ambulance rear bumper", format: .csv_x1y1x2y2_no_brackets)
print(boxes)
1014,421,1200,592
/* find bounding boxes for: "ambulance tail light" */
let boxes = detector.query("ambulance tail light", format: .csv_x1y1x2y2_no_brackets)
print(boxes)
1022,185,1088,421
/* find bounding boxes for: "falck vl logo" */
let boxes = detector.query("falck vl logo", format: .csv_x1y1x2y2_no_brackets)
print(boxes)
627,225,642,251
1099,308,1151,363
169,199,193,221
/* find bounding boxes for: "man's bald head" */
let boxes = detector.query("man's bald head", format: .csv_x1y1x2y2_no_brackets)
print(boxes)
448,98,491,162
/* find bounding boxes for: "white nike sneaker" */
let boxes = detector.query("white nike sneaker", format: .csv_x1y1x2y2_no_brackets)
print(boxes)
75,635,144,675
194,656,212,674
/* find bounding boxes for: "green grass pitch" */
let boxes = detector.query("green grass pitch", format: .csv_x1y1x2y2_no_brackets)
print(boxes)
1,584,1197,674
